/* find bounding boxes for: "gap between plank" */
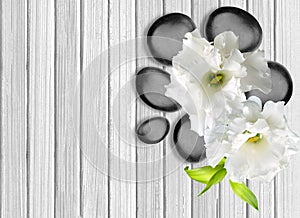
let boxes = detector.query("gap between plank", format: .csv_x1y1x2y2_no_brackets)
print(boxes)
79,0,84,217
26,0,31,217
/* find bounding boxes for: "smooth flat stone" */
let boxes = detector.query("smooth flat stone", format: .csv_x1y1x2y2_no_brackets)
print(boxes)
136,67,181,112
246,61,293,105
173,114,206,162
136,117,170,144
205,6,262,52
147,13,196,65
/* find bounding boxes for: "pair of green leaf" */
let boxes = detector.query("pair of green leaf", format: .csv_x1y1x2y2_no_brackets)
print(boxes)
185,158,227,196
184,158,259,210
198,168,227,196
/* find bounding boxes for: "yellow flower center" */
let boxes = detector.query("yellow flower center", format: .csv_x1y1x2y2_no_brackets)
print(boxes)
246,133,263,144
207,72,224,87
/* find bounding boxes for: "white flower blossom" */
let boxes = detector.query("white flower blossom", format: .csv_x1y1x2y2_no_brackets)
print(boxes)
205,97,300,182
165,29,271,136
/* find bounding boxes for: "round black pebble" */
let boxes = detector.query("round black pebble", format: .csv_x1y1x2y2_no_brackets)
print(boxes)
136,67,181,112
246,61,293,105
147,13,196,65
136,117,170,144
205,6,262,52
173,114,206,162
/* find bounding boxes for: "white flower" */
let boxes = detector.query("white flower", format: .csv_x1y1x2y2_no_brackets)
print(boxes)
240,51,272,93
165,29,271,136
205,97,300,182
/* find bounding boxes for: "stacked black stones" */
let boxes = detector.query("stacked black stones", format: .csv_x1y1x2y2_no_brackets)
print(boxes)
135,7,293,163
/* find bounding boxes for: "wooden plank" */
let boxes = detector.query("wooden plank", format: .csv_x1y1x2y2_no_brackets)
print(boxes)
108,0,136,217
135,0,164,217
54,0,81,217
0,0,28,217
220,0,247,8
247,0,276,217
275,0,300,217
191,1,221,218
163,1,192,218
28,0,55,217
192,0,219,36
81,0,109,217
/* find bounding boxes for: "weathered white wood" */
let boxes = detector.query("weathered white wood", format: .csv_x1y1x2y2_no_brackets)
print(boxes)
136,0,164,217
164,0,191,14
0,0,28,217
163,2,192,218
28,0,55,217
108,0,137,217
247,1,276,217
2,0,300,217
54,0,81,217
81,0,109,217
275,1,300,217
192,0,218,36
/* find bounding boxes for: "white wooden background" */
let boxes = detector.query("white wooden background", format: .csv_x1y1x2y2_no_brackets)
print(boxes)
1,0,300,217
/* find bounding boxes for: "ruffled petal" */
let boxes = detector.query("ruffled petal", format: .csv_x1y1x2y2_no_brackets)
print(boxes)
214,31,239,58
262,101,285,128
240,51,272,93
173,45,211,83
165,68,206,135
182,29,222,71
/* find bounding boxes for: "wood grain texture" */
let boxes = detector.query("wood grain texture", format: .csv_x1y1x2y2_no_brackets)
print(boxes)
0,0,28,217
1,0,300,217
108,0,136,217
28,0,55,217
54,0,81,217
135,0,164,217
81,0,109,217
275,1,300,217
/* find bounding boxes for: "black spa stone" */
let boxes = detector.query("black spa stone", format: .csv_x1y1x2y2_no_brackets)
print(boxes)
205,6,262,52
147,13,196,65
136,67,181,112
246,61,293,105
136,117,170,144
173,114,206,163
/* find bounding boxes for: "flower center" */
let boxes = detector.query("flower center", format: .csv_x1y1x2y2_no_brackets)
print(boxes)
207,72,224,87
246,133,263,144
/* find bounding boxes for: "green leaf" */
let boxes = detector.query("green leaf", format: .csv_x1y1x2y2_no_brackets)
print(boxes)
229,180,259,210
218,157,226,166
184,157,227,184
198,168,227,196
185,166,218,184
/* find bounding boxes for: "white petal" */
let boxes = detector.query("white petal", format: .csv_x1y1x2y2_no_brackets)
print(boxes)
247,96,262,110
225,155,248,182
165,69,206,135
214,31,239,58
262,101,285,128
247,118,270,134
205,125,230,166
182,29,222,71
184,29,212,54
240,51,272,93
242,99,261,122
173,46,211,82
